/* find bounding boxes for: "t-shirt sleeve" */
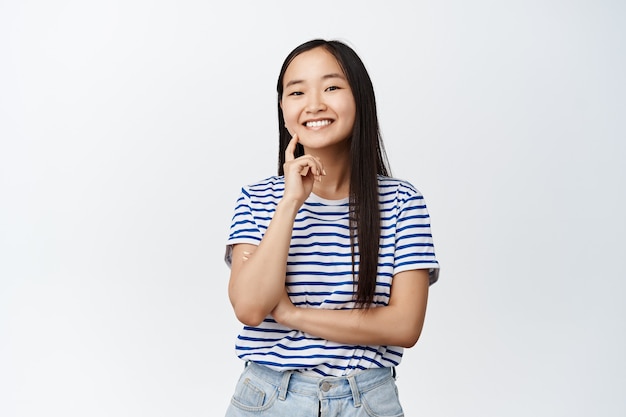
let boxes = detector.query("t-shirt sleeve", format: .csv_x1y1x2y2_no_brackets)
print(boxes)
224,187,262,268
393,187,440,285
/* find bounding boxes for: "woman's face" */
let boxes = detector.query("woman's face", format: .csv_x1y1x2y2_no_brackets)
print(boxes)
281,47,356,153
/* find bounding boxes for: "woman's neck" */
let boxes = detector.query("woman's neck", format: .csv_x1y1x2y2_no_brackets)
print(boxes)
304,147,351,200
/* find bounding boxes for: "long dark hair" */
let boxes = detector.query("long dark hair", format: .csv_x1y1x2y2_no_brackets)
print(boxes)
276,39,391,308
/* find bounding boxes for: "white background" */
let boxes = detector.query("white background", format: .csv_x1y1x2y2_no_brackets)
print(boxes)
1,1,625,416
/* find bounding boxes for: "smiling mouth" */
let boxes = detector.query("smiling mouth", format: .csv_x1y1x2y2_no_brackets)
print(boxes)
305,119,332,128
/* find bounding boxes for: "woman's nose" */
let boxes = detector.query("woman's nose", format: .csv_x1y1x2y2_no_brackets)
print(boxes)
305,93,326,113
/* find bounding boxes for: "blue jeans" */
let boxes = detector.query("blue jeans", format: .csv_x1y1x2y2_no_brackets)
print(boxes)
224,362,404,417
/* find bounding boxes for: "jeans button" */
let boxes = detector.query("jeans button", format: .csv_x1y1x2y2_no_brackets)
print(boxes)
320,381,332,392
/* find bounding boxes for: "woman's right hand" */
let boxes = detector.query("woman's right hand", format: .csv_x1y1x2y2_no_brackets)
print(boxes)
282,134,325,205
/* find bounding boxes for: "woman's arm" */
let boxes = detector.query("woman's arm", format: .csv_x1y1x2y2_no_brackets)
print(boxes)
228,135,325,326
228,199,301,326
271,269,430,348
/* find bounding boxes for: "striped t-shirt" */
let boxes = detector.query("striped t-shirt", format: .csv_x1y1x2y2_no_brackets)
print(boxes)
225,175,439,377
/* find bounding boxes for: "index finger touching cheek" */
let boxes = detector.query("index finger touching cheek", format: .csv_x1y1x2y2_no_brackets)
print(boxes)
284,134,299,162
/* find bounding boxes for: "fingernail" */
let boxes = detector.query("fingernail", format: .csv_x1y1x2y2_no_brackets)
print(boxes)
322,169,327,176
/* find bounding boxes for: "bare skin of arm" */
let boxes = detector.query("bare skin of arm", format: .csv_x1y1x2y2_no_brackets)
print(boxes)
228,135,325,326
271,269,430,348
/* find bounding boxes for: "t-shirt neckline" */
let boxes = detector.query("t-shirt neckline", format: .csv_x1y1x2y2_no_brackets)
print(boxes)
308,192,349,206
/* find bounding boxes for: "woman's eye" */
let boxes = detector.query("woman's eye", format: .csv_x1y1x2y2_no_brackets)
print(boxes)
326,86,339,92
288,91,303,96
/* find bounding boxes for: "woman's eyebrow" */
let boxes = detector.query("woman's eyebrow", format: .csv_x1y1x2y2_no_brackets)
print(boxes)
285,79,304,88
285,73,346,88
321,73,346,81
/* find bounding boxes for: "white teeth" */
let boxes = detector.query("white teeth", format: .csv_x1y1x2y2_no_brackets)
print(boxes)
306,120,331,128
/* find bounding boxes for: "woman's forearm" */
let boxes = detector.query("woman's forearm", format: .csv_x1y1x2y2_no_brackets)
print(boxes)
285,304,423,348
228,198,301,326
273,270,430,347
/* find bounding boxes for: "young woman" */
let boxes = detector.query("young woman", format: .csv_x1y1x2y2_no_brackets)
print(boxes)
224,39,439,417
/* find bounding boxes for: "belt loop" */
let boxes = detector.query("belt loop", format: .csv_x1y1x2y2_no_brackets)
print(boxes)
347,375,361,408
278,371,292,401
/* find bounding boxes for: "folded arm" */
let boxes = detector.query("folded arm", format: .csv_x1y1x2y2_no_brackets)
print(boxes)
271,269,430,348
228,136,327,326
227,198,303,326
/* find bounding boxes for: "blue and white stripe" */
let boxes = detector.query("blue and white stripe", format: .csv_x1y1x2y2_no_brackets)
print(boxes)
225,175,439,376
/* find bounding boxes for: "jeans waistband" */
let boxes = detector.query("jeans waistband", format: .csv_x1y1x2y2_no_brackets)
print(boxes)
244,361,396,403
